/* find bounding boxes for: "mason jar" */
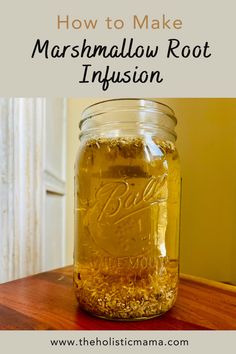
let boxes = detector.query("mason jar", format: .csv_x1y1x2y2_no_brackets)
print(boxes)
74,99,181,321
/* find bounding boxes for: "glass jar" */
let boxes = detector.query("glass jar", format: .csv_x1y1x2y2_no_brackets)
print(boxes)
74,99,181,321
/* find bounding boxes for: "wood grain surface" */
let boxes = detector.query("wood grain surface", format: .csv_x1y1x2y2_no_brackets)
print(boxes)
0,266,235,330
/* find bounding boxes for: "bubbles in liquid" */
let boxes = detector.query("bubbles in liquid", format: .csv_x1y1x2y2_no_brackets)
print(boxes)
74,136,180,320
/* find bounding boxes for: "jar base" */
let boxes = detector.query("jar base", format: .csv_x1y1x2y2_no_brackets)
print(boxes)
79,304,170,322
75,276,178,322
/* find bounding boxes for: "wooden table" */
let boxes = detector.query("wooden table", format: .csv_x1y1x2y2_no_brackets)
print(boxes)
0,266,235,330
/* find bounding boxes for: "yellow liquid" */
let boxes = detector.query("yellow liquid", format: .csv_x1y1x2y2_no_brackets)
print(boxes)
74,136,180,320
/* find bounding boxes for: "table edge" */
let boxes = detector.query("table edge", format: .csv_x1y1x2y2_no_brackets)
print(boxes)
180,273,236,293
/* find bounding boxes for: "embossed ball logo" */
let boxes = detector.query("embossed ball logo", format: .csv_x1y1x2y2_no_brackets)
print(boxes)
85,175,167,257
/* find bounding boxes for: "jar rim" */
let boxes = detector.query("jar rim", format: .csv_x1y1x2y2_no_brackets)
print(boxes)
80,98,176,130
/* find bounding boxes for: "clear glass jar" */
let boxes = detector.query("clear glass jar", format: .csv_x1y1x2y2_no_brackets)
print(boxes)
74,99,181,321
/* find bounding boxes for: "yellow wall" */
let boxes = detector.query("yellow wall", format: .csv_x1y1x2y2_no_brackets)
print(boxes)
66,98,236,284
